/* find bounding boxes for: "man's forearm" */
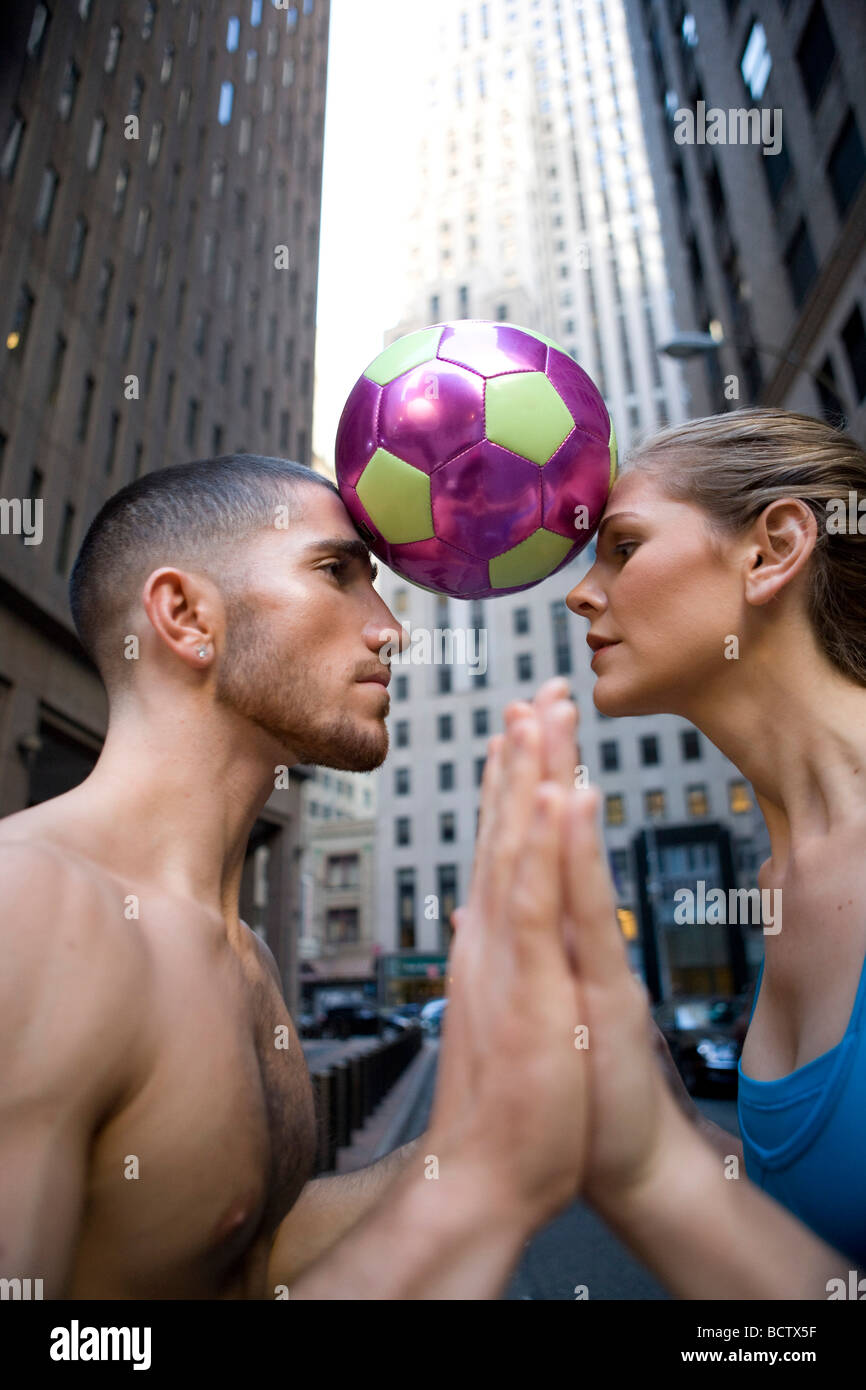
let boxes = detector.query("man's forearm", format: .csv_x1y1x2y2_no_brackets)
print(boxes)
594,1110,849,1300
288,1147,534,1300
268,1137,424,1289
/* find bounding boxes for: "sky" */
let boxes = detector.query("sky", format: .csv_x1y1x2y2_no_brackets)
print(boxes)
311,0,427,468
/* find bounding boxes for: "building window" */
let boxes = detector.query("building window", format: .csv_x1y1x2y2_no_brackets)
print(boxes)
58,60,80,120
76,373,95,441
816,354,845,423
437,865,458,939
439,762,455,792
279,410,290,449
1,108,25,180
513,606,530,635
397,868,415,949
440,811,456,843
239,115,252,155
740,21,771,100
796,0,836,111
609,848,629,895
55,503,76,576
604,793,625,826
395,766,410,795
828,111,866,218
160,42,175,84
516,652,533,681
600,740,619,772
393,719,409,748
113,163,130,216
551,599,572,675
34,165,59,231
104,410,120,475
218,81,234,125
438,713,453,741
245,48,258,83
86,115,106,172
644,789,665,820
639,735,660,766
96,259,114,322
473,756,485,787
186,398,199,448
66,215,88,280
133,205,151,258
783,219,817,308
326,908,359,945
147,120,163,167
325,854,359,889
47,332,67,403
394,674,408,700
6,283,34,355
141,2,156,40
105,22,122,73
472,708,489,737
227,15,240,50
841,304,866,402
688,783,710,817
680,729,701,760
438,667,452,694
393,815,411,847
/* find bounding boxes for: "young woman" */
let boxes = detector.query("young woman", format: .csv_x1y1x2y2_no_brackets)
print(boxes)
473,407,866,1295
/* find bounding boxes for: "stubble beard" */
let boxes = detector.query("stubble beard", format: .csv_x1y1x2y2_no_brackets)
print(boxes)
214,602,389,772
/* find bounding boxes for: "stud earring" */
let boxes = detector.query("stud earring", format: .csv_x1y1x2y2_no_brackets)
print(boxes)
197,645,209,659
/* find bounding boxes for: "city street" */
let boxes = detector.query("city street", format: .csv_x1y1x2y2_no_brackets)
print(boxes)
391,1040,740,1300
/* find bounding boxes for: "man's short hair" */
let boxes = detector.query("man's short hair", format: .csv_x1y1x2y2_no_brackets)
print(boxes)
69,453,339,687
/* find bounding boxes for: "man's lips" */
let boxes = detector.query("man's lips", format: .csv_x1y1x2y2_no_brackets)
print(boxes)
357,670,391,688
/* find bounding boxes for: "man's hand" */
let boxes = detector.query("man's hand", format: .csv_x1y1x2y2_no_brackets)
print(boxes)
428,709,589,1229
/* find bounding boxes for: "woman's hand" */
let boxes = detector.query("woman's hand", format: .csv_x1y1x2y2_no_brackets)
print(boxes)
428,710,590,1229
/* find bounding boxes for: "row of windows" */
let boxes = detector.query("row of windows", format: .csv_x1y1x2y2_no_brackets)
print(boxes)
395,811,458,847
394,758,487,796
394,708,491,747
395,865,458,951
603,779,753,827
600,729,701,770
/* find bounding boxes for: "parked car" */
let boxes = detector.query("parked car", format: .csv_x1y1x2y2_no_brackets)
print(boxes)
653,995,744,1095
320,1002,382,1040
420,998,448,1036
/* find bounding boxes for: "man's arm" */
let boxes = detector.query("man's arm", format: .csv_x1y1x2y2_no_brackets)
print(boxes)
267,1137,423,1289
0,845,145,1296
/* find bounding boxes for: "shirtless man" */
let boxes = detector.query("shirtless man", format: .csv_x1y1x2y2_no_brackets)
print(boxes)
0,453,588,1300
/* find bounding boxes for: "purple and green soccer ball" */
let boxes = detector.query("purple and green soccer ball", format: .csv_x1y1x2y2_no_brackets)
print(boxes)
335,319,617,599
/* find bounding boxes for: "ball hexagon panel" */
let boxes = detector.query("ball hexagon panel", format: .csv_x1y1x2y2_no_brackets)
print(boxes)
546,348,610,443
364,325,445,387
334,374,382,488
378,358,485,474
437,321,547,377
485,371,575,465
355,447,434,545
387,535,491,599
488,527,575,590
541,430,613,541
431,441,542,560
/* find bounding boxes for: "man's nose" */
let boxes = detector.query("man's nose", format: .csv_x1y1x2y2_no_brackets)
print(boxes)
363,616,408,655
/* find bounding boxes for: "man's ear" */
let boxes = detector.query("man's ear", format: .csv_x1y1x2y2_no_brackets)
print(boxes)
140,566,222,669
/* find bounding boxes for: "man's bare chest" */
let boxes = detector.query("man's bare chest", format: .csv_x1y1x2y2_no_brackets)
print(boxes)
70,938,316,1297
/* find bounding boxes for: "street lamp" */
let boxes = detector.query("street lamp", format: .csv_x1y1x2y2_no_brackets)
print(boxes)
657,330,850,418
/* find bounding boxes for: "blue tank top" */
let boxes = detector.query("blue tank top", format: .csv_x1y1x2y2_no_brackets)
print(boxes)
738,951,866,1266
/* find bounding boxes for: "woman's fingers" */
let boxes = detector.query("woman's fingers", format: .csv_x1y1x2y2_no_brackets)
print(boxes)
561,787,629,987
484,715,545,928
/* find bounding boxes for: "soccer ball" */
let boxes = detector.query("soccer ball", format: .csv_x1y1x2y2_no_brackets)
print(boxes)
335,319,617,599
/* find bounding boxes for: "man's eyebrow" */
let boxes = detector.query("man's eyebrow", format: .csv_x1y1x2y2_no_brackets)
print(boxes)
303,537,377,571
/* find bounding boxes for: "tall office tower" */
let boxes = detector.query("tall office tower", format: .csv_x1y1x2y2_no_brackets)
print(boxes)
0,0,330,1011
625,0,866,429
374,0,770,1006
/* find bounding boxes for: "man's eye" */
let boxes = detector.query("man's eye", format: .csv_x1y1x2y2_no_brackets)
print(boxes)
322,561,347,580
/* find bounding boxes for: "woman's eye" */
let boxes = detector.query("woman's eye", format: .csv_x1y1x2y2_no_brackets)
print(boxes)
613,541,637,560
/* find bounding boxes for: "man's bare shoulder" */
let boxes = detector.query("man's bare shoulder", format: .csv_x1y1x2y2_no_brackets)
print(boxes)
0,836,153,1110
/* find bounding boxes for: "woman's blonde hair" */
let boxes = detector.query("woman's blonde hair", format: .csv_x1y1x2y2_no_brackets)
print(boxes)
620,407,866,687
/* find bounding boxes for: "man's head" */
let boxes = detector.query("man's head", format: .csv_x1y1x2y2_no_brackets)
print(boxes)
69,455,400,770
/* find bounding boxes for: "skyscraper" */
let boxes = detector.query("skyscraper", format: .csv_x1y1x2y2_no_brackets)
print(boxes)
0,0,330,1009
